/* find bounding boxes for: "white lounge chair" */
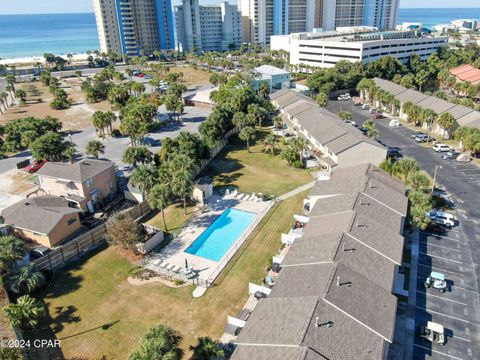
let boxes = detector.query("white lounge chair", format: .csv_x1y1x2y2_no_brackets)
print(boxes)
225,189,230,195
232,189,238,196
168,264,176,271
160,261,169,268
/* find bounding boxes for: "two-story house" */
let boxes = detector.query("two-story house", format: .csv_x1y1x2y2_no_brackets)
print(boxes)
36,159,118,213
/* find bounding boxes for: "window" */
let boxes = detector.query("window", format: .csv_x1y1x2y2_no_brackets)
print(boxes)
86,179,93,188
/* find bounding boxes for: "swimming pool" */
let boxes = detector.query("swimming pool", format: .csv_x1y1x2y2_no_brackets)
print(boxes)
185,208,256,261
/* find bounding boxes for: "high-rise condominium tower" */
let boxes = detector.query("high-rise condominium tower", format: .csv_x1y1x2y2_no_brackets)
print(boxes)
240,0,399,44
93,0,175,56
240,0,315,45
175,0,243,52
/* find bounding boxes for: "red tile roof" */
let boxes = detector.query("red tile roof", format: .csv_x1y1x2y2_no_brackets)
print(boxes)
450,64,480,84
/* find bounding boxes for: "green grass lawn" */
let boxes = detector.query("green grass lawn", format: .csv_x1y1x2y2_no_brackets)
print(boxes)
202,129,313,197
145,201,198,235
42,192,307,359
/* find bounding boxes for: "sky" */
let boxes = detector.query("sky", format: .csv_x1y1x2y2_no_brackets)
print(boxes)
0,0,479,14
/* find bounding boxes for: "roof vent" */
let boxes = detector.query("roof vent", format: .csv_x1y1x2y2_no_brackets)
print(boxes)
369,182,378,189
343,243,356,252
359,199,370,206
316,318,333,328
356,220,368,228
337,276,352,287
25,202,30,206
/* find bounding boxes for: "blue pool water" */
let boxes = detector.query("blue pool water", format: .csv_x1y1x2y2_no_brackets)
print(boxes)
185,208,256,262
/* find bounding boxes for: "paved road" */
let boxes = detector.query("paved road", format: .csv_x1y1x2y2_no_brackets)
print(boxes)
329,100,480,360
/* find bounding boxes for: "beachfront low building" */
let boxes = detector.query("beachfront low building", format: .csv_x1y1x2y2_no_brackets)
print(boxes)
271,28,448,69
231,163,408,360
449,64,480,85
370,78,480,136
252,65,291,92
35,159,118,213
2,196,81,248
270,89,387,171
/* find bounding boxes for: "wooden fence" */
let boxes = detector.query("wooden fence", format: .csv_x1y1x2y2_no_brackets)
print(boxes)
33,202,151,271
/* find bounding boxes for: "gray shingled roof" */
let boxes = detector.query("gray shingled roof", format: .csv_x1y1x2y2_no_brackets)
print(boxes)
269,88,291,100
324,264,397,341
37,159,114,182
396,89,429,104
303,301,386,360
373,78,407,96
416,96,456,115
275,92,305,108
303,212,354,238
456,110,480,128
2,196,80,235
269,263,335,298
281,233,344,266
283,100,316,118
231,346,324,360
236,296,317,345
446,105,474,120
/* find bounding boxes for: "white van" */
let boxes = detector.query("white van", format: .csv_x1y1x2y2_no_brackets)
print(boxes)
389,119,400,127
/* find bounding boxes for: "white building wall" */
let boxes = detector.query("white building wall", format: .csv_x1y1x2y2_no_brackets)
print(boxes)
93,0,122,54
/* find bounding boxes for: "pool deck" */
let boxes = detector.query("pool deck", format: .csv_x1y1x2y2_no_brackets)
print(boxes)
144,192,273,285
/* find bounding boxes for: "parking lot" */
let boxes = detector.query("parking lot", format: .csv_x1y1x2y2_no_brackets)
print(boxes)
328,99,480,360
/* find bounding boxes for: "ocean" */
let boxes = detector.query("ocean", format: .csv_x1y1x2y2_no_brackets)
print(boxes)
0,8,479,60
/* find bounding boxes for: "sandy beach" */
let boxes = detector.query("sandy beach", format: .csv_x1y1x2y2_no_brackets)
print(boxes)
0,53,90,66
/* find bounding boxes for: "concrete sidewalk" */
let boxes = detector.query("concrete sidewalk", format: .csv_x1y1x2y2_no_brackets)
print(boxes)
278,180,316,200
403,228,419,360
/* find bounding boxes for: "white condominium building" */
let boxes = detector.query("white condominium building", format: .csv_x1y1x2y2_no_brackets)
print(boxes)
271,29,448,69
175,0,243,52
93,0,175,56
240,0,315,45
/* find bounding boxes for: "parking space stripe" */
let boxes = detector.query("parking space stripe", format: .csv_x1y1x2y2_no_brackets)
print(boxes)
452,335,471,343
421,233,461,242
416,307,480,326
451,285,479,294
413,344,464,360
416,291,467,305
419,241,461,252
419,252,462,264
417,263,452,274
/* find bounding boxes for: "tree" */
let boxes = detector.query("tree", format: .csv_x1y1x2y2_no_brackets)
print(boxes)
406,171,431,192
122,146,153,167
148,183,172,231
8,264,45,295
0,236,24,275
232,112,249,130
120,116,149,146
50,88,70,109
63,142,77,163
164,94,184,121
315,92,328,108
85,140,105,159
108,84,130,108
93,111,108,138
263,134,279,154
130,165,158,195
362,120,380,139
15,89,27,104
105,213,142,251
171,168,194,215
289,137,308,163
258,81,270,100
4,295,45,331
338,111,353,121
239,126,256,152
209,73,228,86
129,324,183,360
379,158,396,176
31,132,65,161
394,157,419,181
0,346,24,360
190,337,224,360
437,112,457,139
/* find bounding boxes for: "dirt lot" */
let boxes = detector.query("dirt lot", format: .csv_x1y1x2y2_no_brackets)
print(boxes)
168,65,211,87
0,169,38,195
0,78,112,131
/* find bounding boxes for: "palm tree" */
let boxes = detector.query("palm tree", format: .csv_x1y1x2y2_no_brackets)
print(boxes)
129,324,183,360
394,157,419,181
437,112,457,139
406,171,431,192
129,165,158,195
263,134,279,154
4,295,45,331
356,78,374,102
0,235,24,275
379,158,396,176
315,92,328,108
239,126,256,152
93,111,107,138
190,337,224,360
338,111,353,121
8,264,45,294
171,168,194,215
363,120,380,139
148,183,172,231
15,89,26,104
63,143,76,163
0,92,8,112
85,140,105,159
122,146,153,167
421,108,437,142
289,137,308,162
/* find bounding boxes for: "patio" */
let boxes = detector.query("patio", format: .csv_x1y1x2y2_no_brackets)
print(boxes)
144,191,274,287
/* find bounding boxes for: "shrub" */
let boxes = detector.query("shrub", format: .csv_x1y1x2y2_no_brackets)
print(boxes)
173,279,185,286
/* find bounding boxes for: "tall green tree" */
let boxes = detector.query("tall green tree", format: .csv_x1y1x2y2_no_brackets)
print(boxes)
148,183,172,231
0,236,24,275
85,140,105,159
362,120,380,139
129,324,183,360
239,126,256,152
122,146,153,167
4,295,45,331
8,264,45,295
315,92,328,108
190,337,224,360
31,132,65,161
129,165,158,195
437,112,457,139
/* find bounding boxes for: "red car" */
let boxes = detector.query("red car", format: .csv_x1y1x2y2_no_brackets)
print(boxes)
24,160,47,173
137,73,145,78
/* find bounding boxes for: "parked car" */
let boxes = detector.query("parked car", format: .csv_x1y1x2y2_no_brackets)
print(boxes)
374,113,385,119
369,108,377,114
441,150,458,160
361,104,370,110
23,159,47,173
387,147,403,160
140,137,161,147
345,120,357,126
426,210,456,228
415,134,435,143
411,131,424,139
432,143,452,152
389,119,400,127
337,93,351,101
144,75,153,80
30,245,51,260
354,101,362,106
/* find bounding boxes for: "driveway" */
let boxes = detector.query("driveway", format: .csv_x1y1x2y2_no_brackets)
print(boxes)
329,99,480,360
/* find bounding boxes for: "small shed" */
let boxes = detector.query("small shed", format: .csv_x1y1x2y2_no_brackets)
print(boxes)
192,177,214,205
